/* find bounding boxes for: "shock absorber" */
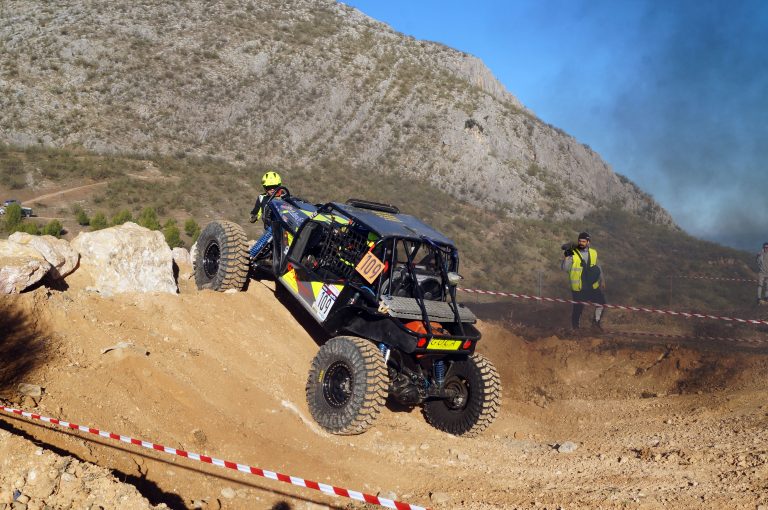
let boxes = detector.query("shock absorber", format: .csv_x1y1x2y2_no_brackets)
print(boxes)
249,225,272,258
433,360,446,387
378,343,390,363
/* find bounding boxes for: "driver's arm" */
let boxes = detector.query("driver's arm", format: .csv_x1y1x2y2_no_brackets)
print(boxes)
250,194,266,223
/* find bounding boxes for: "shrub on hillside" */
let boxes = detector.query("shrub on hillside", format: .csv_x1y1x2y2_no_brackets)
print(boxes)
90,212,108,231
111,209,133,226
11,221,40,235
137,207,160,230
72,204,90,226
42,220,63,238
163,219,184,248
2,203,23,232
184,218,201,242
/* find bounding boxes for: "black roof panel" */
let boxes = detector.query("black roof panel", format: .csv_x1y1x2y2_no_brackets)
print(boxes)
332,202,455,246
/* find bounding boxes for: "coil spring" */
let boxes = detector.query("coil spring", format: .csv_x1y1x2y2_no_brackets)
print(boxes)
434,360,446,387
378,343,390,363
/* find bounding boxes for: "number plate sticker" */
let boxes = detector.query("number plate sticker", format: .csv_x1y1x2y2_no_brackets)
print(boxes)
312,284,341,321
355,251,385,284
426,339,462,351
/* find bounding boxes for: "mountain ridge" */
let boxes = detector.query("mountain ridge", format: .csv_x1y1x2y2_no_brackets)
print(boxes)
0,0,673,226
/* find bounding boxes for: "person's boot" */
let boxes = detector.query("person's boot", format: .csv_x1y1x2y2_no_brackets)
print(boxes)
591,317,603,331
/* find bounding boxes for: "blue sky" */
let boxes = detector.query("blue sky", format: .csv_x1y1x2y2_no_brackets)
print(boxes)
344,0,768,252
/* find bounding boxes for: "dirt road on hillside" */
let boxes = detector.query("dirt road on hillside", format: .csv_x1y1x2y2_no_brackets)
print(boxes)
23,182,109,205
1,267,768,509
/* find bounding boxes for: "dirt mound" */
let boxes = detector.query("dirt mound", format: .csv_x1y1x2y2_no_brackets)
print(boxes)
2,268,768,509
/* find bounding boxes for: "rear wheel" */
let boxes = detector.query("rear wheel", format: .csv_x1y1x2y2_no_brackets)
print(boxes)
194,221,249,291
306,336,388,435
423,353,501,437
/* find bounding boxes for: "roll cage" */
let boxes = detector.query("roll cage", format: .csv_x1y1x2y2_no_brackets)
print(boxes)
263,198,473,346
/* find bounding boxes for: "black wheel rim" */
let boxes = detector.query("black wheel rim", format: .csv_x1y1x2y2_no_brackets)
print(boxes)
444,376,470,411
203,241,221,278
322,361,353,408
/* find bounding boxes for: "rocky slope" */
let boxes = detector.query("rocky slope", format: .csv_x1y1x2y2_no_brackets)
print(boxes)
0,428,164,510
0,0,672,225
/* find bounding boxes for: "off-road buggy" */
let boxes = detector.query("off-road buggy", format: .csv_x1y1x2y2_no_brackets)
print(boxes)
194,188,501,436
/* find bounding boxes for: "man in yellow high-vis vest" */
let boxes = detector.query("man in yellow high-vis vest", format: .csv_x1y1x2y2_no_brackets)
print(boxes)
561,232,606,330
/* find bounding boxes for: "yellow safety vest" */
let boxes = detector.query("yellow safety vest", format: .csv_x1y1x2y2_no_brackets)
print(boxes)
569,248,599,291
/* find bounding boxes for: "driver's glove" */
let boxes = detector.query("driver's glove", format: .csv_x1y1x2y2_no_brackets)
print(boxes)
249,214,258,223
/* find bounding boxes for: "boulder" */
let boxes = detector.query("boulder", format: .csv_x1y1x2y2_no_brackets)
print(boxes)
70,222,177,296
8,232,79,279
189,241,198,268
0,240,51,294
171,247,191,266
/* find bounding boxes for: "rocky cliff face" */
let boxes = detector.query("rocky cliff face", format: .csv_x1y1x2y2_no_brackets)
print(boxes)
0,0,673,225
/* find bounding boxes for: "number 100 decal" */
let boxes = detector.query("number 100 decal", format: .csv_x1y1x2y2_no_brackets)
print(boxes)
355,251,385,284
312,284,342,321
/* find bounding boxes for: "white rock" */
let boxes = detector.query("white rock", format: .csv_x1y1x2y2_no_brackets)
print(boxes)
17,383,43,397
70,223,177,296
8,232,79,279
377,491,398,501
430,492,451,505
0,240,51,293
220,487,236,499
172,247,191,266
190,241,198,269
557,441,578,453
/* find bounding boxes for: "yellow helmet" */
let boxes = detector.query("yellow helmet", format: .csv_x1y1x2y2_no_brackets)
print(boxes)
261,171,281,188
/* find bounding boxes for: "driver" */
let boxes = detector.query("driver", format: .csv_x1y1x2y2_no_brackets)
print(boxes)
249,171,287,225
248,171,288,258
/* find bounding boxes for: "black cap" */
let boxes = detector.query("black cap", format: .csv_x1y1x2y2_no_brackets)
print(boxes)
578,232,591,241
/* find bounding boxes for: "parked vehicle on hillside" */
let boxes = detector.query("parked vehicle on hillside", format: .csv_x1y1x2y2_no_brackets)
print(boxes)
0,201,33,217
194,191,501,436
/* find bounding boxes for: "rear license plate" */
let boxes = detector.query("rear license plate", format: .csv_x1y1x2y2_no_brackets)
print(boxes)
426,339,461,350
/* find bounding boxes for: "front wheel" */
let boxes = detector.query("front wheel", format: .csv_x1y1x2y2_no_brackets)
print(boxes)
194,220,249,291
306,336,388,435
423,353,501,437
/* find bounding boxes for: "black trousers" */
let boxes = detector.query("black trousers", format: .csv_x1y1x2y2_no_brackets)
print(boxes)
571,287,606,328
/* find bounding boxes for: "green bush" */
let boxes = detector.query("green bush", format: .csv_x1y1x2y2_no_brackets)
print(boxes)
90,212,108,231
163,219,183,248
184,218,201,242
111,209,133,226
137,207,160,230
3,203,22,231
42,220,63,237
12,221,40,235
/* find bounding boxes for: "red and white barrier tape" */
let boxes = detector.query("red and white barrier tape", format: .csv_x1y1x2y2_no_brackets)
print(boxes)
605,330,764,345
457,287,768,326
670,275,758,283
0,405,428,510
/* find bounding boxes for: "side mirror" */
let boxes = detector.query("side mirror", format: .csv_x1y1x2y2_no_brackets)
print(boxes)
447,272,463,286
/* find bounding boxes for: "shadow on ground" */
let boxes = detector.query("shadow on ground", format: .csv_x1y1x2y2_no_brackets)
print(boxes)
0,298,51,394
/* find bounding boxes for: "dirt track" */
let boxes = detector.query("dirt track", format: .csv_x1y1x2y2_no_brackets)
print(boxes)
22,182,110,205
1,266,768,509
